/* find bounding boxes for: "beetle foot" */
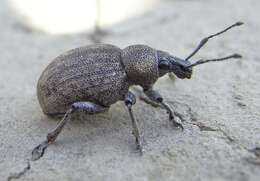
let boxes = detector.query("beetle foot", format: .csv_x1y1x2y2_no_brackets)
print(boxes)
31,140,48,161
135,138,144,155
169,114,184,131
171,121,184,131
174,111,187,123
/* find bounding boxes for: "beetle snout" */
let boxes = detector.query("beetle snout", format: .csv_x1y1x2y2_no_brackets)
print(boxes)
179,65,192,79
184,67,192,79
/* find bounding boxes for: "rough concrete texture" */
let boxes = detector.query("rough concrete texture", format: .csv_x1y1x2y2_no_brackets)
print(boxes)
0,0,260,180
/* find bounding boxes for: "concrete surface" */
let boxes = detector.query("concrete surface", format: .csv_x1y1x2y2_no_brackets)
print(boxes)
0,0,260,180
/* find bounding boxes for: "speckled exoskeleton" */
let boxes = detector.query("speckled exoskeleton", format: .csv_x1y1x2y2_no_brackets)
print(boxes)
32,22,243,160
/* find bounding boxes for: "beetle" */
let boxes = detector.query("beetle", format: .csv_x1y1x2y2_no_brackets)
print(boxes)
32,22,243,161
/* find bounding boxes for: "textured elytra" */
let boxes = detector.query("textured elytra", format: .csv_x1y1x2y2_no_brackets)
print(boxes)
37,44,130,114
122,45,159,88
37,44,162,115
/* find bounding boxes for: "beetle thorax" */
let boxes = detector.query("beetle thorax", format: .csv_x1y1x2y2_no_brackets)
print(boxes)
122,45,159,87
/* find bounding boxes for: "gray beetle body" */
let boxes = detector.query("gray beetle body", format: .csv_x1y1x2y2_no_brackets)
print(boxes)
32,22,243,161
37,44,159,115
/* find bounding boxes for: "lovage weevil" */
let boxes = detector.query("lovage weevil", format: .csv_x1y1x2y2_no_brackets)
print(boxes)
32,22,243,160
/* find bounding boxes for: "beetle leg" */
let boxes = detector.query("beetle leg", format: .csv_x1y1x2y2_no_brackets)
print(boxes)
31,102,107,161
125,91,143,155
144,89,184,130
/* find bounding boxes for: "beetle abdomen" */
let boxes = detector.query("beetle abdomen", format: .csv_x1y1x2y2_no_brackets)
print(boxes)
37,44,129,114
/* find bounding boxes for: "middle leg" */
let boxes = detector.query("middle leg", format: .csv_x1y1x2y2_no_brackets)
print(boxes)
124,91,143,154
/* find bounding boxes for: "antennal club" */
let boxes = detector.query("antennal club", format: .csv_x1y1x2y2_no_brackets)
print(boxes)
187,53,242,68
185,22,244,61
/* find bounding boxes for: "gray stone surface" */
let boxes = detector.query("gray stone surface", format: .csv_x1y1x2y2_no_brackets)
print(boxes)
1,0,260,180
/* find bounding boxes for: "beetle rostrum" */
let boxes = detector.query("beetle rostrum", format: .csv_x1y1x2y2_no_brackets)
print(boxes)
32,22,243,161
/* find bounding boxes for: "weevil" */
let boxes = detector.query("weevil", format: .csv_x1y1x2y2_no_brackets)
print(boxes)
32,22,243,160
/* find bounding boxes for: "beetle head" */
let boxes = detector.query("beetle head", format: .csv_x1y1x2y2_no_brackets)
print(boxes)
158,51,192,79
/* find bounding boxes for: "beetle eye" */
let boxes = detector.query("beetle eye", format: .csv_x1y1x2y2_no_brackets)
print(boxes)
179,65,186,71
159,60,170,70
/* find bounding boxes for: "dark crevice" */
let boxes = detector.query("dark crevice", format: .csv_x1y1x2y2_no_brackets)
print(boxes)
232,94,247,108
7,161,30,181
191,121,218,131
245,157,260,166
190,121,237,143
249,147,260,157
246,147,260,166
217,128,235,142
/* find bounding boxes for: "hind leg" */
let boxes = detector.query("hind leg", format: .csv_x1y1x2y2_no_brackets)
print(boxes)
32,102,107,161
124,91,144,154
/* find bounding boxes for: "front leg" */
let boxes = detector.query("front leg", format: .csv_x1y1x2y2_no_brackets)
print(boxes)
124,91,143,154
144,88,184,130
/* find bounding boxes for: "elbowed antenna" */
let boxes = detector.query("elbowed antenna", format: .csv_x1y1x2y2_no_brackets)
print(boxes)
187,53,242,68
185,22,244,61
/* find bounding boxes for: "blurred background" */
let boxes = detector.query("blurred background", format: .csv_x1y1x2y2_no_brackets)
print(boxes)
8,0,157,35
1,0,260,181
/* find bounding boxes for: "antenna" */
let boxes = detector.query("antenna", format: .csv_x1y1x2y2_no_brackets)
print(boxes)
187,54,242,68
185,22,244,61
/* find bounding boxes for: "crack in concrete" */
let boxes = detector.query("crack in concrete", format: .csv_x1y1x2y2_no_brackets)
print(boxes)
190,121,218,131
7,161,30,181
190,121,260,166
